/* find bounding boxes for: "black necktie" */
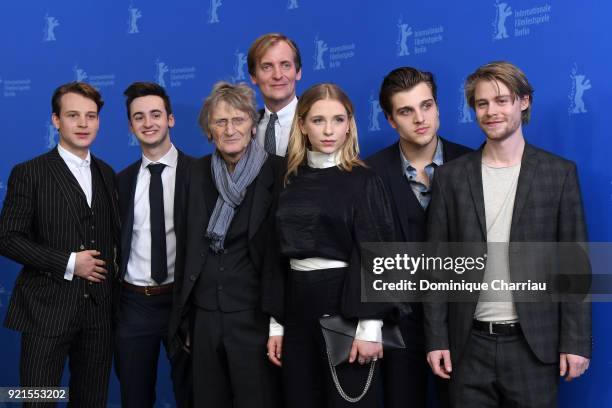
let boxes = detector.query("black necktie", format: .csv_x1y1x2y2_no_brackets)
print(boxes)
148,163,167,284
264,113,278,155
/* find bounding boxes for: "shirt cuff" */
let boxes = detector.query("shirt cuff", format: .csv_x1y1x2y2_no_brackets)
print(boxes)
64,252,76,281
269,317,284,337
355,319,383,342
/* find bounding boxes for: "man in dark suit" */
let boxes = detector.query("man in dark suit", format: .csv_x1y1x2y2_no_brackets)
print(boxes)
168,81,283,408
0,82,120,407
115,82,193,407
366,67,471,408
248,32,302,157
424,61,591,407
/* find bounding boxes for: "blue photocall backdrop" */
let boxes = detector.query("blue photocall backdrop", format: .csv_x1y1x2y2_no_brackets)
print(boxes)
0,0,609,406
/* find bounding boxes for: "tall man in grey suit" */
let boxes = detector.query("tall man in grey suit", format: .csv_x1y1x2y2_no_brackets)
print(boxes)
249,32,302,157
367,67,471,408
424,61,591,407
115,82,193,408
0,82,120,407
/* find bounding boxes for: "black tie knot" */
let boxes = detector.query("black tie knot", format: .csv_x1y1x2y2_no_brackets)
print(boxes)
148,163,166,175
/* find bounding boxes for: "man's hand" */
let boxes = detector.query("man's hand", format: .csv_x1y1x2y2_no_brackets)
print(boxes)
427,349,452,379
267,335,283,367
74,250,107,282
560,353,590,381
349,339,383,365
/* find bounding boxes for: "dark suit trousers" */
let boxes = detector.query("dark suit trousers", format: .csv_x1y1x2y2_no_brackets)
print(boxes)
192,307,282,408
450,330,558,408
114,289,191,408
381,305,430,408
282,268,382,408
20,295,113,408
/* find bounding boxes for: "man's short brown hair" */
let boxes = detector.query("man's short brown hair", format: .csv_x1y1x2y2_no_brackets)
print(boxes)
247,33,302,77
379,67,437,117
51,81,104,116
464,61,534,124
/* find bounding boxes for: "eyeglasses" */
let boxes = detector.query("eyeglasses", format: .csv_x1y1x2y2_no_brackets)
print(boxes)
212,116,249,129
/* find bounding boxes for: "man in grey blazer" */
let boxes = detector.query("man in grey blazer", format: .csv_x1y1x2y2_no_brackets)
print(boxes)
0,82,120,407
424,61,591,407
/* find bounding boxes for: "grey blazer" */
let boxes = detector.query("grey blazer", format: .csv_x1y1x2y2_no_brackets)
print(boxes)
423,143,591,364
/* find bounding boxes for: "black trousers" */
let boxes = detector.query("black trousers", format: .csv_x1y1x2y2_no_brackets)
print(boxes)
380,305,430,408
283,268,382,408
192,307,282,408
20,295,113,408
450,329,558,408
114,289,192,408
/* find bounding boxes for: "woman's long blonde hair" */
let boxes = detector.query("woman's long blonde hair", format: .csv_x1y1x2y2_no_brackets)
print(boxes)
285,83,363,183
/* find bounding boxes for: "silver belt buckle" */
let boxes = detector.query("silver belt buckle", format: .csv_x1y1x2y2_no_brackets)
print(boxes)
488,322,496,335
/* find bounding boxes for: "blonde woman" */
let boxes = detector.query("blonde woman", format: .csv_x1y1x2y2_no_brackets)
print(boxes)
268,83,395,407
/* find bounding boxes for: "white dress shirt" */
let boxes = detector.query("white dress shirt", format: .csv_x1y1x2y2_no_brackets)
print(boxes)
269,150,384,343
256,97,298,157
125,144,178,286
58,144,92,281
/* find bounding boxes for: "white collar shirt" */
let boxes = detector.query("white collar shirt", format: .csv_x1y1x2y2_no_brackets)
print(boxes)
256,96,298,157
125,144,178,286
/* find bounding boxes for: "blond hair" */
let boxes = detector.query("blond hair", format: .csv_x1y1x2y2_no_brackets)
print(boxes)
285,83,363,183
464,61,534,124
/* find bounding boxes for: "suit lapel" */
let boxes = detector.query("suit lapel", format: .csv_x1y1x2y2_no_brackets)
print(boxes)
92,156,121,241
46,148,86,239
466,150,487,240
201,156,216,235
248,159,273,240
173,152,188,228
510,144,538,238
119,160,140,277
385,143,423,241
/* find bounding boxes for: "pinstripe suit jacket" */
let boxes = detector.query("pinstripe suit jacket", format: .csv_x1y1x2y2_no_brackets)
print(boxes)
0,147,120,336
424,143,591,364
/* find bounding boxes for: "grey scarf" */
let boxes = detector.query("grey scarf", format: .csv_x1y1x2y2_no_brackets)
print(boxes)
206,140,268,252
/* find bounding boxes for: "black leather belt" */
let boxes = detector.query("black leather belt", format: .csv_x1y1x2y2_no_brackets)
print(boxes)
473,320,521,335
122,281,173,296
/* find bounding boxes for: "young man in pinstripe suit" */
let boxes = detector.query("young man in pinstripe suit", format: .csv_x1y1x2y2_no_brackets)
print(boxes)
0,82,120,407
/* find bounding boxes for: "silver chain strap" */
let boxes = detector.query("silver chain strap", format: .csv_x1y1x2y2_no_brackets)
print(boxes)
323,337,376,403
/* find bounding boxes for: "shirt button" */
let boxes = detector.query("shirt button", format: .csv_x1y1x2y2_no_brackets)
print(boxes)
91,225,95,230
219,267,225,272
79,244,85,250
89,281,93,285
90,240,95,244
190,275,196,281
217,285,223,291
84,293,90,298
